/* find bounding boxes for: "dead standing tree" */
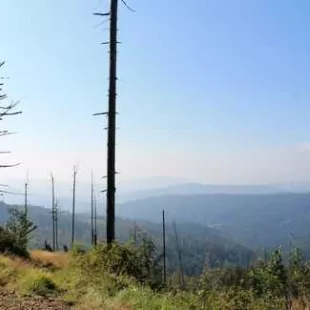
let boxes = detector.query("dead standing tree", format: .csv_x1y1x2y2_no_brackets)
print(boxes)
90,170,98,246
50,174,62,252
105,0,118,245
24,172,29,224
91,170,94,245
71,165,77,248
50,173,56,251
0,61,22,198
93,191,98,246
0,61,21,169
93,0,134,244
162,209,167,285
173,221,185,288
54,200,62,251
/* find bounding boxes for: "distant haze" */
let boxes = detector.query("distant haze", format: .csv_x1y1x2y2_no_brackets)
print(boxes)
3,176,310,212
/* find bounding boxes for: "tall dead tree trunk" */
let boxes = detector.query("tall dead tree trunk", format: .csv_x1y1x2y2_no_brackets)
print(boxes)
106,0,118,245
162,209,167,285
93,0,133,244
71,165,77,248
24,174,28,220
94,193,97,246
173,221,185,288
50,173,55,251
55,200,60,251
91,171,94,245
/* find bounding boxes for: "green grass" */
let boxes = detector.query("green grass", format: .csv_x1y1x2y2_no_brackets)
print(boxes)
0,249,298,310
113,287,197,310
0,256,18,286
0,249,195,309
18,269,57,296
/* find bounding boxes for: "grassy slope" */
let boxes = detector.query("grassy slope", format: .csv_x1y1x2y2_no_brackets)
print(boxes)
0,251,194,310
0,251,307,310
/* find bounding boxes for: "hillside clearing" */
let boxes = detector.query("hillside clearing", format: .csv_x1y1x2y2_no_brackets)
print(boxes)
0,247,309,309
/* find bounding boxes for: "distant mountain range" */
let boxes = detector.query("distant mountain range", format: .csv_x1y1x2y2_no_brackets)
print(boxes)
4,178,308,211
118,192,310,255
4,179,310,258
0,201,254,275
117,183,291,202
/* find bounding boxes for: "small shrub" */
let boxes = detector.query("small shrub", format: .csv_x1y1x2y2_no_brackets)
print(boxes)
72,243,87,254
31,277,56,296
74,240,162,288
19,270,58,296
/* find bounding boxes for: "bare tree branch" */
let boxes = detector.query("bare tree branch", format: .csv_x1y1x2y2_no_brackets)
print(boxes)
93,111,108,116
0,61,21,170
0,131,17,136
121,0,135,12
93,12,110,16
0,100,22,117
0,189,23,195
1,111,21,116
0,163,20,168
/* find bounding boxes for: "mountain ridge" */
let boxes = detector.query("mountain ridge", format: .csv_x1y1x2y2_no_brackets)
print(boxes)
4,179,306,211
0,201,254,275
117,192,310,254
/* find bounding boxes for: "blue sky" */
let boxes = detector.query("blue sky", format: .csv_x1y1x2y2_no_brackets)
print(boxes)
2,0,310,186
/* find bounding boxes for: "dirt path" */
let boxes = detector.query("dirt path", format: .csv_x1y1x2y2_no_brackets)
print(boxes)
0,289,70,310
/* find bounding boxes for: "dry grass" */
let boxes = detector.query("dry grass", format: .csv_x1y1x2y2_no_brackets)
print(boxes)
75,290,133,310
76,299,133,310
292,300,310,310
10,255,33,270
0,253,135,309
30,250,69,269
0,254,58,297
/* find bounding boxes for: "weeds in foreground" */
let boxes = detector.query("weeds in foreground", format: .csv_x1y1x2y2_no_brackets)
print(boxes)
1,244,310,309
18,269,58,296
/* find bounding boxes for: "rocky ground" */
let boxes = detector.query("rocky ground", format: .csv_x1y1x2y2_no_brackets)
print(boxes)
0,289,70,310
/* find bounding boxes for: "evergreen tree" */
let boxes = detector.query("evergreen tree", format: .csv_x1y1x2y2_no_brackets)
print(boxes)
6,205,37,251
265,248,287,297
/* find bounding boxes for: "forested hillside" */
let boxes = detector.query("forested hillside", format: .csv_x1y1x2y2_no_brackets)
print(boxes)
0,201,254,276
118,193,310,254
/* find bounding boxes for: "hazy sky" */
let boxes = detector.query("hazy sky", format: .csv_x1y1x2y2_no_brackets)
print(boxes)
2,0,310,187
